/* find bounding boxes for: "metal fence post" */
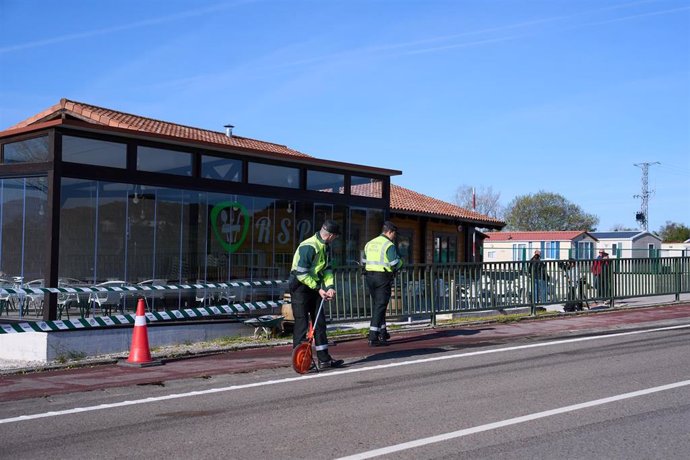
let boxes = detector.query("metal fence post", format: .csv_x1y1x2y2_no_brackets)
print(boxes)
529,263,537,316
609,259,616,308
430,265,436,327
675,257,681,302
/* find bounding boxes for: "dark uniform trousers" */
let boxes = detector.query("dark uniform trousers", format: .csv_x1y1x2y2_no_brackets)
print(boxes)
365,271,394,340
290,282,330,362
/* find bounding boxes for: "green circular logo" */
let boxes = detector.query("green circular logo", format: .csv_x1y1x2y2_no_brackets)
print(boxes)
210,201,250,253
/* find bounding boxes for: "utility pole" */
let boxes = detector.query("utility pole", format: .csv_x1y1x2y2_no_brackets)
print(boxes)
633,162,660,231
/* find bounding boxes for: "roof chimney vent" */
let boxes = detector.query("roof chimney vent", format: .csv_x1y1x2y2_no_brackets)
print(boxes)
224,124,234,137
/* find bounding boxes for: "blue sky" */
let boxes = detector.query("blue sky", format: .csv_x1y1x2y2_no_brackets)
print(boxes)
1,0,688,232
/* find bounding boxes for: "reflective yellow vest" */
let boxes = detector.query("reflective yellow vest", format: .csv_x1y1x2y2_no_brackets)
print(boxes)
291,233,334,290
363,234,402,272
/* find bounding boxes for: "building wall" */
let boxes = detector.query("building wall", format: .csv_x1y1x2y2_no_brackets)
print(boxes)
660,242,690,257
390,217,466,264
597,235,662,258
482,239,597,262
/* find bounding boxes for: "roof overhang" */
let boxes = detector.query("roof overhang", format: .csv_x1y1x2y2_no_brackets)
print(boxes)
0,117,403,178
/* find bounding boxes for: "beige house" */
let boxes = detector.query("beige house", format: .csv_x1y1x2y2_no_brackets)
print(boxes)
483,231,598,262
590,231,662,258
660,239,690,257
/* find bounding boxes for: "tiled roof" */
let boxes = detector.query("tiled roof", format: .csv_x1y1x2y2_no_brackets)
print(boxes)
5,99,500,227
390,184,505,227
8,98,311,159
485,231,594,241
590,231,650,240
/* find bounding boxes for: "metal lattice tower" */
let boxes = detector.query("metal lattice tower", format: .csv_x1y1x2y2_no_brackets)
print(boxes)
633,162,660,231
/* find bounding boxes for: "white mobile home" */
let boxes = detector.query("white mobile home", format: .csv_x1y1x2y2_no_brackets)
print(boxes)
483,231,598,262
590,231,662,258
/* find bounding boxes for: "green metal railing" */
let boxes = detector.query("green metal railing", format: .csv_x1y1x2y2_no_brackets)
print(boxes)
1,257,688,325
328,257,690,322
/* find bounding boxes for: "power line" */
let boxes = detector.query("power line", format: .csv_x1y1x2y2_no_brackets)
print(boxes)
633,161,660,231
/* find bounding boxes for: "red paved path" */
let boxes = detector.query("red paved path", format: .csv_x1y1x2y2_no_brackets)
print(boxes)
1,303,689,402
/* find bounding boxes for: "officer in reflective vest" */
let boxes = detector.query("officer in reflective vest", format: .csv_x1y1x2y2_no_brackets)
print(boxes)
363,221,403,346
289,219,344,369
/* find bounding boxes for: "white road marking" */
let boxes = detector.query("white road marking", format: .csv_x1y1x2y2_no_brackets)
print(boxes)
336,379,690,460
1,323,688,425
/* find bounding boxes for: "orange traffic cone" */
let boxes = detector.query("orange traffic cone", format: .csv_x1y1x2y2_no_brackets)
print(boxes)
118,298,162,367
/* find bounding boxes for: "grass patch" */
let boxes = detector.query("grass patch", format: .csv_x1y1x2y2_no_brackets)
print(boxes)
211,335,268,346
55,350,87,364
438,309,558,326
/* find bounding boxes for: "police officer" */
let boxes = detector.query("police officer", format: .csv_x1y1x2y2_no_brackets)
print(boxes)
289,219,344,369
363,221,403,346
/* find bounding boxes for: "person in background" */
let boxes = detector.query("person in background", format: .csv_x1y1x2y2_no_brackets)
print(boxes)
529,249,548,303
363,221,404,346
592,250,611,302
289,219,344,369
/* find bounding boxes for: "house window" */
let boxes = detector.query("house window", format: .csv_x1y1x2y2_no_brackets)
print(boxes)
350,176,382,198
513,244,527,261
307,170,344,193
2,136,49,163
137,146,192,176
201,155,242,182
62,135,127,168
397,229,413,264
248,162,299,188
577,241,595,259
433,233,456,263
612,242,623,258
544,241,560,259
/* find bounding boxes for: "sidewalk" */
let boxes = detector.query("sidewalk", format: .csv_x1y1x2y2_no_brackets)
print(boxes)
1,297,689,402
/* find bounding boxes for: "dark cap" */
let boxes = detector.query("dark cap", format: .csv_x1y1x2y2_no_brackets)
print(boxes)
382,220,398,233
322,219,341,235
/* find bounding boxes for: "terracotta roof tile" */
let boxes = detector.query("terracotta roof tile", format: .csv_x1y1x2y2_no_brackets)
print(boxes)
485,231,595,241
8,98,312,159
391,184,504,227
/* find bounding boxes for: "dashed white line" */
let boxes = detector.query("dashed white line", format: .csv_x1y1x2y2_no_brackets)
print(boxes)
1,323,688,425
336,379,690,459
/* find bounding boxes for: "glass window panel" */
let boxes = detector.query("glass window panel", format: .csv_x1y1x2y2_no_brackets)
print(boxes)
96,182,127,281
307,170,344,193
59,178,97,283
137,146,192,176
274,200,295,278
348,209,367,265
3,136,49,163
248,162,299,188
397,229,413,264
433,234,457,263
62,135,127,168
205,193,253,282
351,176,382,198
201,155,242,182
0,177,49,284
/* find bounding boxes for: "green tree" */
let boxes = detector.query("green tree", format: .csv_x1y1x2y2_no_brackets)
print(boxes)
504,191,599,231
657,221,690,242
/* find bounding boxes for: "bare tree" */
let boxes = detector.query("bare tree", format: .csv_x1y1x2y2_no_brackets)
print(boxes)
454,185,503,219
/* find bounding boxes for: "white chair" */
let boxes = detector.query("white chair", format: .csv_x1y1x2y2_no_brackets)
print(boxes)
89,281,128,316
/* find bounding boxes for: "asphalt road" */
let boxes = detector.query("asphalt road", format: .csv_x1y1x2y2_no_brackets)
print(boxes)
1,322,689,459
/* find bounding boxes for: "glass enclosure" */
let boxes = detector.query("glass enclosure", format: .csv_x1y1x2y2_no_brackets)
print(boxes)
0,128,392,317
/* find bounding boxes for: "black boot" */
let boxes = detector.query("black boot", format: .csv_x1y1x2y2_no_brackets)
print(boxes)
368,333,382,347
380,329,390,343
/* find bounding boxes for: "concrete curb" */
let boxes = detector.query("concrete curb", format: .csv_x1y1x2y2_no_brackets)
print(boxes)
3,299,686,376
